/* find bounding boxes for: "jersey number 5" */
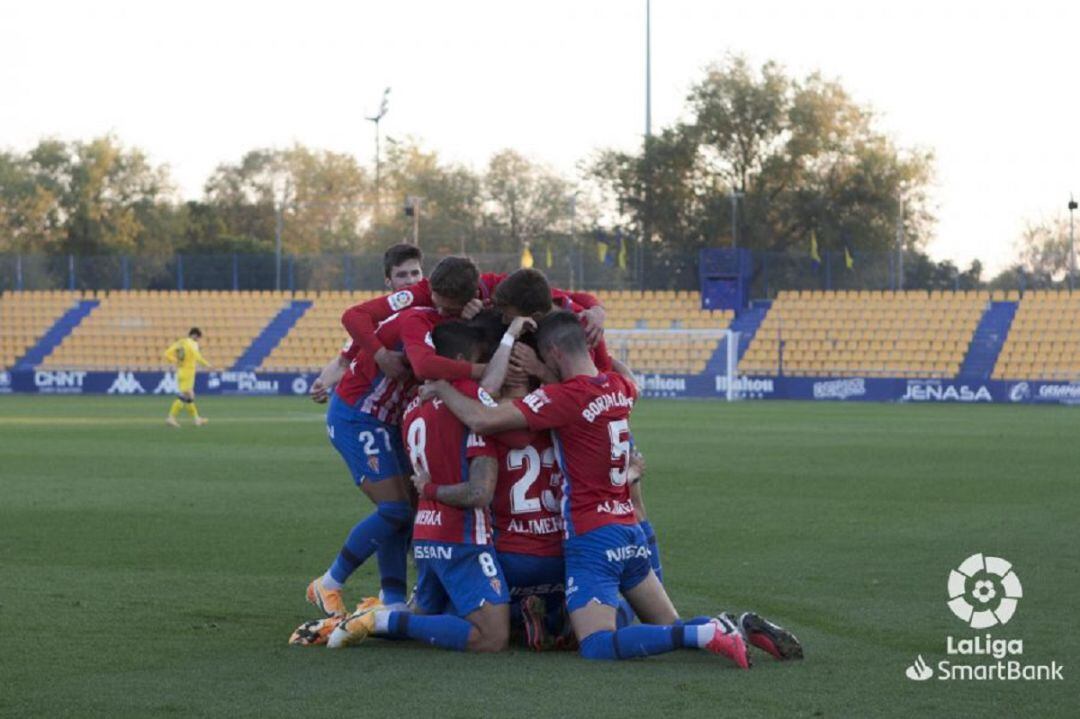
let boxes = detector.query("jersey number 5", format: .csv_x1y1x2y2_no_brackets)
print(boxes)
608,418,630,487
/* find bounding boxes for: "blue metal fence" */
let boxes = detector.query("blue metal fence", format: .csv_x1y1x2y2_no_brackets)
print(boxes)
0,248,1050,294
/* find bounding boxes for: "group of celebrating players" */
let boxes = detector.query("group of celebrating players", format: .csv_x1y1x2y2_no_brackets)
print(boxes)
288,243,803,665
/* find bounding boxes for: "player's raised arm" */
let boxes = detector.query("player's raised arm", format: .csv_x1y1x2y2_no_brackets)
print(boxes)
428,380,529,435
478,316,535,396
341,281,433,356
412,454,498,509
400,257,489,381
551,289,605,346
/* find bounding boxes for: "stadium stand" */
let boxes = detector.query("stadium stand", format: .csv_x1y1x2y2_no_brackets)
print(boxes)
255,290,734,375
738,290,987,378
992,290,1080,381
260,291,381,372
591,291,734,374
39,291,286,371
0,291,86,370
599,290,730,330
27,288,1064,381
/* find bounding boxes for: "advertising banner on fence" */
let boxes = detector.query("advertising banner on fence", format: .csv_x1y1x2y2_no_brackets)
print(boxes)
3,370,317,397
1,371,1076,405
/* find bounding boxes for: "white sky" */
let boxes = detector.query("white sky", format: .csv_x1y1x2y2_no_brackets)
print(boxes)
2,0,1078,274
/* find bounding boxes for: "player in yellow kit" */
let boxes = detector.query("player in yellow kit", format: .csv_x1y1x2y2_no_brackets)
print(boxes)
164,327,213,427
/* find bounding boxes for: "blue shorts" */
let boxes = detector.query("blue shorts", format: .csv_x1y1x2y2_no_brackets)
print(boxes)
326,394,410,485
412,541,510,617
563,523,652,613
497,552,565,598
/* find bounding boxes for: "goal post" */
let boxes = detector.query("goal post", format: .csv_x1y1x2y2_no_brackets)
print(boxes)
721,328,740,401
603,327,741,401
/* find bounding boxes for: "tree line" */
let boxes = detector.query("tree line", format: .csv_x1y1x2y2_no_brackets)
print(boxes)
0,56,1070,289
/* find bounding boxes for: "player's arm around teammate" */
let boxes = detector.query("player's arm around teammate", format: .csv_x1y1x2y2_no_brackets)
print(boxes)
409,457,507,653
426,313,753,665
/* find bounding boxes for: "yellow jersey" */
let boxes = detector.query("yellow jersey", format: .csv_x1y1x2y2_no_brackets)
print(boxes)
164,337,210,374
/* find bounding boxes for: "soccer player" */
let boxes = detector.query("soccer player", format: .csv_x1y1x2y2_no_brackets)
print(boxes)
488,366,570,650
492,269,664,592
305,257,505,617
309,243,424,403
339,265,607,385
327,320,534,652
163,327,213,428
425,312,804,664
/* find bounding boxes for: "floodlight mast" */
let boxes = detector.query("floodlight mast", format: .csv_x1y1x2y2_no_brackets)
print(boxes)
367,87,391,224
1069,195,1077,291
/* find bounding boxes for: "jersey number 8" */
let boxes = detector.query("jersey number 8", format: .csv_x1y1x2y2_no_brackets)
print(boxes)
407,418,428,473
478,552,498,578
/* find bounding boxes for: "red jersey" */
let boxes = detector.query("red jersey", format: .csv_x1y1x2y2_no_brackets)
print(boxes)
340,274,600,356
513,373,638,538
334,314,414,424
396,306,475,381
491,430,564,557
403,379,500,545
334,306,477,424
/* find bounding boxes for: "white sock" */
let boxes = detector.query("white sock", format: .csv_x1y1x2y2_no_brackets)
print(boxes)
686,624,712,649
321,571,343,591
373,609,391,635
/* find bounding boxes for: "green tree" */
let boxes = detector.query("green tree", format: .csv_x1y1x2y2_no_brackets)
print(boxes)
591,56,935,286
369,140,483,254
203,145,369,255
990,217,1077,289
0,136,173,255
483,149,570,252
0,149,65,252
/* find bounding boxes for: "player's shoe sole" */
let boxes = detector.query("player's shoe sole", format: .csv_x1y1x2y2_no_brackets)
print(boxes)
326,599,383,649
706,616,751,669
306,577,347,617
739,612,804,661
288,615,345,646
520,595,549,652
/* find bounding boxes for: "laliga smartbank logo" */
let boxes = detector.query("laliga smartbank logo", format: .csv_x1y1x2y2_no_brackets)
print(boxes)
904,554,1064,683
947,553,1022,628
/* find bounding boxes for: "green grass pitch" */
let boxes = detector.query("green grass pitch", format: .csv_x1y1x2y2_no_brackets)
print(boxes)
1,396,1076,717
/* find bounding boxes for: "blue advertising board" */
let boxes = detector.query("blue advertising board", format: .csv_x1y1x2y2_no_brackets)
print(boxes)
0,370,318,397
1,369,1077,405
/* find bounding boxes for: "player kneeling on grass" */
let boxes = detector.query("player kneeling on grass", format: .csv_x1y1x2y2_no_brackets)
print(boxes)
324,319,534,652
425,312,804,665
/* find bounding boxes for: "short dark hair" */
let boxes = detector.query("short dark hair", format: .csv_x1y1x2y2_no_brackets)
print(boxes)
468,309,508,363
188,327,202,338
432,322,483,361
535,311,587,359
429,256,480,304
493,268,553,316
383,244,423,278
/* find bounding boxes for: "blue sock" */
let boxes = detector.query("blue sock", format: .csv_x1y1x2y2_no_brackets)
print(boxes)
386,611,471,651
616,599,637,628
639,520,662,583
579,625,683,660
329,501,412,585
375,515,412,604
